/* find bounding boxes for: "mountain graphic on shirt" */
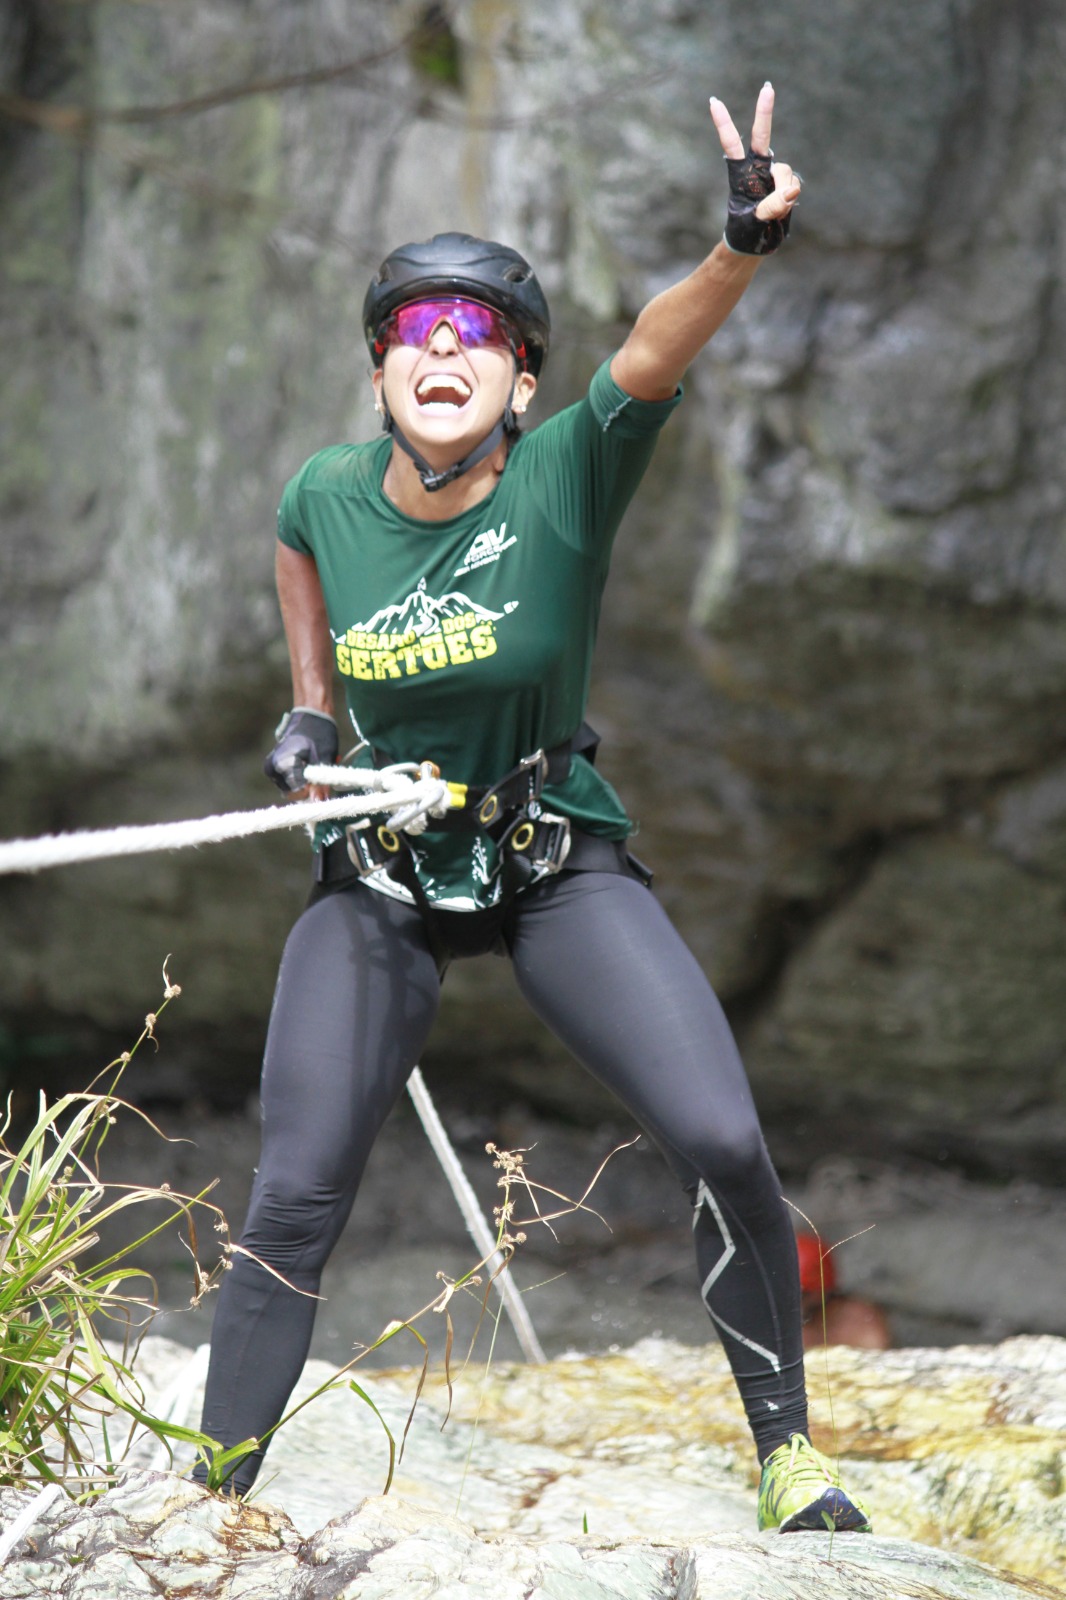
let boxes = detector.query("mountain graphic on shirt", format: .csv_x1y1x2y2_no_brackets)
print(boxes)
345,577,512,640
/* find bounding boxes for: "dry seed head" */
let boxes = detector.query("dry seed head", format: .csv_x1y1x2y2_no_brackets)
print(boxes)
161,956,180,999
486,1143,526,1179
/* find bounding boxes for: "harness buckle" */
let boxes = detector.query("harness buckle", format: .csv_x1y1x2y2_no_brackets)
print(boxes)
477,748,549,827
530,812,571,875
517,747,549,792
345,822,399,877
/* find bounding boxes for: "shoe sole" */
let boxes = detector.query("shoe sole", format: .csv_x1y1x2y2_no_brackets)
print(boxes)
778,1487,872,1534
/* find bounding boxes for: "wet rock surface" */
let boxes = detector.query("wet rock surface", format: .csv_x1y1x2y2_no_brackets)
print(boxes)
2,1334,1064,1596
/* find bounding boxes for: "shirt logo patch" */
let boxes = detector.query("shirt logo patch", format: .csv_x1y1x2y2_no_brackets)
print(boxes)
332,578,519,682
453,521,516,577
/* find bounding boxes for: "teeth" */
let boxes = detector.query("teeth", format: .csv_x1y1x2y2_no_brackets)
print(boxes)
416,374,471,405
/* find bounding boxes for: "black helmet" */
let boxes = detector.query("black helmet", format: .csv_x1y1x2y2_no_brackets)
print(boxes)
363,231,550,376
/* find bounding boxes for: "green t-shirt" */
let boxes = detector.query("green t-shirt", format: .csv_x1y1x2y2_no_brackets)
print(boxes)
277,358,681,909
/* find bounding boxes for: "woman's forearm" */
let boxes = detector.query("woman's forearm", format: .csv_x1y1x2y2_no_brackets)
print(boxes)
610,244,760,400
275,541,335,713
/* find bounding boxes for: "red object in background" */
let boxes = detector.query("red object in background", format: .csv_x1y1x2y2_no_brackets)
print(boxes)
795,1228,893,1351
796,1230,838,1296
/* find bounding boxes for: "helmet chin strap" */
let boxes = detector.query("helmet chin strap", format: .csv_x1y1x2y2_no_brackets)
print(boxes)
380,377,519,494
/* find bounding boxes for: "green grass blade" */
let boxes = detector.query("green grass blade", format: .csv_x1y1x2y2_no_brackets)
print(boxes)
348,1381,397,1494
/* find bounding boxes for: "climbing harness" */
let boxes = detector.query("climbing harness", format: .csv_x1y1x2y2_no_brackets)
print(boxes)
311,725,651,968
326,742,574,887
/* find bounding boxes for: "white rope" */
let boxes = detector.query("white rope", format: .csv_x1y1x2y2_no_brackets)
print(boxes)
0,768,448,877
0,1483,63,1567
406,1066,545,1364
302,762,433,794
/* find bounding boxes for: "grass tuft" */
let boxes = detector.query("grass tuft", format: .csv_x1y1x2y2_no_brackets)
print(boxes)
0,960,236,1497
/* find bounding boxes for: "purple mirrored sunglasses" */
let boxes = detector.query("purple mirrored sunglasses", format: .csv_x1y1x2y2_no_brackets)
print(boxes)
373,297,527,366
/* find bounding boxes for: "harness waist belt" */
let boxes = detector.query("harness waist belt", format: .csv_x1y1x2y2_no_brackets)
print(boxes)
315,826,646,893
371,725,597,835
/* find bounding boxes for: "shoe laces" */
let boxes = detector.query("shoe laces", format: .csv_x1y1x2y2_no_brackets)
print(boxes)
776,1435,836,1490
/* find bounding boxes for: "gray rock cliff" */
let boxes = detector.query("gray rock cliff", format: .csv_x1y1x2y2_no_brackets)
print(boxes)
2,1,1065,1175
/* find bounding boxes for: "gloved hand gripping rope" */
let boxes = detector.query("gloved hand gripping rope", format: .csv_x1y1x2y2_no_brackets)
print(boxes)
265,708,450,836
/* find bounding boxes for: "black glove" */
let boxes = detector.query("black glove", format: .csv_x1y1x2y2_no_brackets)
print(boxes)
724,148,791,257
263,707,338,794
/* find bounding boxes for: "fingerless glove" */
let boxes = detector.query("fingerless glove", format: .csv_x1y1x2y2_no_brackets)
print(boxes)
724,149,791,256
263,707,338,794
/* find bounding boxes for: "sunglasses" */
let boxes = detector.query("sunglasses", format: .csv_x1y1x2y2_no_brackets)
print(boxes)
374,297,526,365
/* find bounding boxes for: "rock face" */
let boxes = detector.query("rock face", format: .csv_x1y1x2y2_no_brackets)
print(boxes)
0,1477,1052,1600
3,2,1066,1176
2,1334,1064,1596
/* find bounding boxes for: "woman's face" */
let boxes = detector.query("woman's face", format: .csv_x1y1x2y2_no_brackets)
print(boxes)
372,310,537,464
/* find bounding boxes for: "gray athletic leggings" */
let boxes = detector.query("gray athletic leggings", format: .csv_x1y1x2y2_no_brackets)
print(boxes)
196,871,807,1491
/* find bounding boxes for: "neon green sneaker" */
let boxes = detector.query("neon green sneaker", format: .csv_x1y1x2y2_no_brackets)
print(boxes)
757,1435,872,1533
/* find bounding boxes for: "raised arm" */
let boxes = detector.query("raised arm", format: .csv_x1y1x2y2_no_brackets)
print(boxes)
610,83,801,402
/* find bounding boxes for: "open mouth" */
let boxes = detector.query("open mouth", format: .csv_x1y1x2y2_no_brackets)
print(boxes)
415,373,472,413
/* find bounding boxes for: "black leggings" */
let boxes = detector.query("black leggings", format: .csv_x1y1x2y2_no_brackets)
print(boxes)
196,872,807,1491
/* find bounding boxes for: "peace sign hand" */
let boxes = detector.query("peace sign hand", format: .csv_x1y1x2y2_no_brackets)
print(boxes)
709,83,802,256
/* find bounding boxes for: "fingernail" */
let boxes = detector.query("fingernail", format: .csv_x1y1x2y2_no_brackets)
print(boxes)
764,80,773,90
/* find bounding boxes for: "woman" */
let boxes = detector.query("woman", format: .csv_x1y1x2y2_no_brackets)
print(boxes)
195,85,872,1534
